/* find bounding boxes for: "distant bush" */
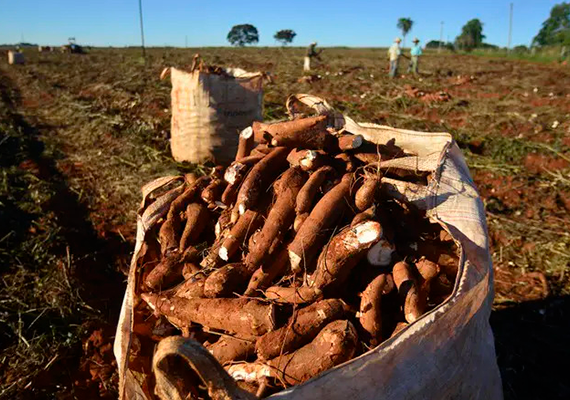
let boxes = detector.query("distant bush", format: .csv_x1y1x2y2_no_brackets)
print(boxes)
426,40,455,51
512,45,529,54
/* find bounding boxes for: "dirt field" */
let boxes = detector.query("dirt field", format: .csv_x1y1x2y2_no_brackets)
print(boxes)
1,47,569,399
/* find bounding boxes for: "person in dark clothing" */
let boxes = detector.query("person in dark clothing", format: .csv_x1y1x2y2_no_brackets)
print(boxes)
304,42,321,71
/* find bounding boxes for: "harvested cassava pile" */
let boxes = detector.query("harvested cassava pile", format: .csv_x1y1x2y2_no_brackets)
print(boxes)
402,84,452,103
123,105,461,399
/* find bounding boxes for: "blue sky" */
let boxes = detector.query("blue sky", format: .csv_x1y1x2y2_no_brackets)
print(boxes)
0,0,562,47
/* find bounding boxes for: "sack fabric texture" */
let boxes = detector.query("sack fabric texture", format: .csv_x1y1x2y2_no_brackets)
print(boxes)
169,67,263,165
114,94,503,400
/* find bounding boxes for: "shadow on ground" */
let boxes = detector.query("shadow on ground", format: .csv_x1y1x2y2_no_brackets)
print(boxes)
1,68,128,398
491,296,570,400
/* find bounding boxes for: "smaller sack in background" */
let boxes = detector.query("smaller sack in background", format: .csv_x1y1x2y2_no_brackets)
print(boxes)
169,67,264,165
8,51,25,65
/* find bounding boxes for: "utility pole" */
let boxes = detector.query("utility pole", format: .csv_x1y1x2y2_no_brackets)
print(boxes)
185,35,188,48
438,21,444,53
138,0,146,60
507,3,513,52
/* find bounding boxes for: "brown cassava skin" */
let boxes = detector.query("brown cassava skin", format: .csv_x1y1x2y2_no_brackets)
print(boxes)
158,215,184,257
250,144,272,156
181,245,200,263
293,212,309,232
182,263,201,279
264,286,319,304
429,273,454,304
359,274,387,346
221,183,240,207
236,147,289,215
393,261,424,323
355,174,381,212
246,167,306,269
337,134,364,151
351,204,376,227
145,253,183,291
235,128,254,161
255,115,329,149
184,172,198,185
439,230,454,242
256,299,347,360
141,294,275,336
244,248,290,295
287,149,328,171
204,263,253,298
179,203,209,252
267,320,358,386
159,176,209,255
232,153,266,167
207,335,256,365
201,178,226,208
390,321,409,338
295,166,334,215
251,121,274,143
415,257,441,282
414,257,441,312
310,221,383,293
219,210,262,261
383,273,396,295
172,275,206,299
333,153,356,173
353,152,380,165
222,155,265,206
247,229,261,251
289,173,354,273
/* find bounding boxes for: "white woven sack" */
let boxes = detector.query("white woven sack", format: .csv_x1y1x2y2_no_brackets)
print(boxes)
114,94,503,400
168,66,263,165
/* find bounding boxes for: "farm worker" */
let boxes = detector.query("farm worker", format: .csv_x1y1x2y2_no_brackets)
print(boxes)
387,38,402,78
304,42,321,72
408,38,423,75
561,46,568,63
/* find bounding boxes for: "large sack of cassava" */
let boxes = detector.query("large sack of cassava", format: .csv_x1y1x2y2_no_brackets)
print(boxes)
114,94,503,400
163,60,264,165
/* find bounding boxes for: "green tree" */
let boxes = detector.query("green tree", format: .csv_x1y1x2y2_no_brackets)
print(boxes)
532,2,570,46
455,19,485,51
397,18,414,47
274,29,296,46
227,24,259,47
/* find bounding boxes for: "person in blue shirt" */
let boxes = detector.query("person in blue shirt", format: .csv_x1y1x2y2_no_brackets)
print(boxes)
408,38,423,75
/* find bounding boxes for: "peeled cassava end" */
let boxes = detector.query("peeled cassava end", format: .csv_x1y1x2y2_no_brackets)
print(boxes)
310,221,383,291
367,239,394,267
235,126,254,161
